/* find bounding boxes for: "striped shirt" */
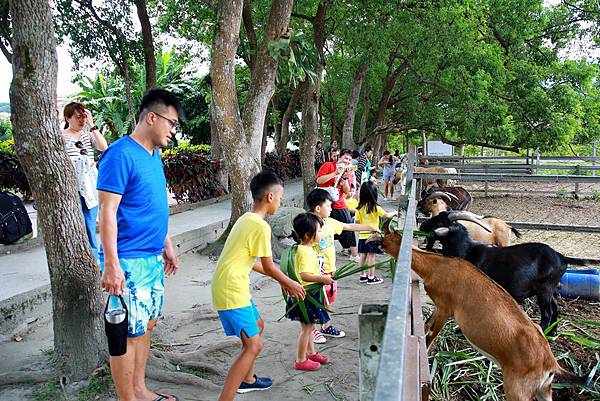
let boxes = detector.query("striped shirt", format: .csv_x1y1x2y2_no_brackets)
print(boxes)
63,130,95,163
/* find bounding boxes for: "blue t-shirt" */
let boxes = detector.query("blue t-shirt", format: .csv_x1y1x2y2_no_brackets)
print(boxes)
97,136,169,260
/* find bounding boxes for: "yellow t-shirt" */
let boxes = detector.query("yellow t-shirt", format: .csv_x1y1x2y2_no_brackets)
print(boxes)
356,205,385,239
295,244,324,286
345,197,358,212
313,217,345,274
212,212,272,310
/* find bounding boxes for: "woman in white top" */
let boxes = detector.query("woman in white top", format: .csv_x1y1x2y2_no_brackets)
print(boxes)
377,150,400,201
61,102,107,258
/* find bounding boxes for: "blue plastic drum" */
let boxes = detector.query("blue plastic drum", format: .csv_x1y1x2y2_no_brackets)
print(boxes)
559,269,600,300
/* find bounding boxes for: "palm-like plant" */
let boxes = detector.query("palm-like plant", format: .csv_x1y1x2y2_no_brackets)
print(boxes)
73,49,194,141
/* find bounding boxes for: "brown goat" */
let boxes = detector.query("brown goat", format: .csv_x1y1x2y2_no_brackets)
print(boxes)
379,231,589,401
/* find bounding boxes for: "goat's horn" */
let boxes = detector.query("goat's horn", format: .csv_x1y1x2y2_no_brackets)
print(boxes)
426,191,451,202
443,191,459,200
447,211,492,232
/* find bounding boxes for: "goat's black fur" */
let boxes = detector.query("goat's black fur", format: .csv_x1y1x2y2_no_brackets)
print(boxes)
432,223,593,334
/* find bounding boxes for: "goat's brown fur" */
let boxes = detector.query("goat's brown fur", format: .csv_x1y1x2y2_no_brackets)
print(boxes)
380,231,587,401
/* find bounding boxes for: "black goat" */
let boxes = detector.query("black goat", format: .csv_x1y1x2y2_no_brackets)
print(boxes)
421,210,521,250
432,223,594,334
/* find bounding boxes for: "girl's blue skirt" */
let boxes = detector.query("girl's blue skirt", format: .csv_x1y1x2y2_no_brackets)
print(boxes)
285,290,330,324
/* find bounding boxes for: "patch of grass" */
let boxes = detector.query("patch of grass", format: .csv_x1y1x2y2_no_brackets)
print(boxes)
78,372,114,401
182,366,210,379
424,304,600,400
34,380,60,401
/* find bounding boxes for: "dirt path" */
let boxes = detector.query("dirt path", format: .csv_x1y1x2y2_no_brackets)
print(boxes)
0,250,395,401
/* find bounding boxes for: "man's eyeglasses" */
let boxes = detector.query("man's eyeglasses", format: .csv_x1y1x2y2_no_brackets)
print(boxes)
74,141,88,156
153,112,180,133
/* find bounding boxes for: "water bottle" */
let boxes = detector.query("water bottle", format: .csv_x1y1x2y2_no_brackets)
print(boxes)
104,295,128,356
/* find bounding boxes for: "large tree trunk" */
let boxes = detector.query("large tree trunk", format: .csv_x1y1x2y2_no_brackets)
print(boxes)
211,0,293,230
210,103,229,192
341,62,367,150
300,66,323,202
10,0,106,380
299,0,329,203
359,79,369,144
277,83,303,156
135,0,157,91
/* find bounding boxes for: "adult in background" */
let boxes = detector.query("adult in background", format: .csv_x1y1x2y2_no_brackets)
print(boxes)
99,89,182,401
61,102,108,259
326,139,338,162
314,141,325,173
355,145,376,187
378,150,400,201
317,149,359,262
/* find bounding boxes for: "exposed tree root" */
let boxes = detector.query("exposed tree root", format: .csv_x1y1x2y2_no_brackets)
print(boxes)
152,338,239,365
0,370,51,386
146,339,239,388
146,366,219,390
178,361,226,377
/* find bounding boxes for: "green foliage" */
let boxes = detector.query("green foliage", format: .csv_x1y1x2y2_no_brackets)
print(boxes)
163,141,211,156
0,146,31,198
263,150,302,181
78,371,114,401
0,116,11,141
268,31,319,87
34,380,59,401
74,49,206,141
162,148,227,203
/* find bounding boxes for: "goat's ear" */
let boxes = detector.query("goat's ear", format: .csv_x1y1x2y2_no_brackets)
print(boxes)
381,217,392,234
434,227,450,237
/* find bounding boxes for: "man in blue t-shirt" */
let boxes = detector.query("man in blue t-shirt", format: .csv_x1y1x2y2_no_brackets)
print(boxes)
98,89,182,401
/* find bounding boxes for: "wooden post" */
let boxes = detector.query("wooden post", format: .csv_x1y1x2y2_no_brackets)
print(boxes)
484,164,489,197
575,164,580,198
593,141,597,177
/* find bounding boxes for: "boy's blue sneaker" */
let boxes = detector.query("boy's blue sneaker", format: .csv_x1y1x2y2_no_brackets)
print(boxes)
237,375,273,393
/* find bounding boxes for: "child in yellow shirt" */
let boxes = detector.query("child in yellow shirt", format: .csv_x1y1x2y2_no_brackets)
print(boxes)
286,213,333,371
212,171,305,400
306,188,380,343
355,181,398,284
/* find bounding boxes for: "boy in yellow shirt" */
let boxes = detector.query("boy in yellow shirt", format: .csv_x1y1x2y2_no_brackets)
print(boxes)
212,170,305,400
306,188,380,343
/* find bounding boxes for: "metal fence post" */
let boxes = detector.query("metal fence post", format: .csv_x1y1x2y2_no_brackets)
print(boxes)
359,304,389,401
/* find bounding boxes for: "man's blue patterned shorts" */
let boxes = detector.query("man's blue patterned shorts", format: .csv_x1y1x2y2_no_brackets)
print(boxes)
101,255,164,337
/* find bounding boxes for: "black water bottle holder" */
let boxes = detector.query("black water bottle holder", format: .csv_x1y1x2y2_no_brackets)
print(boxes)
104,295,128,356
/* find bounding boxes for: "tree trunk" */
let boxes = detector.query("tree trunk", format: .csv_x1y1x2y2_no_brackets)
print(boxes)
299,0,329,204
341,62,367,150
211,0,293,230
277,82,303,156
300,66,323,204
241,0,257,70
9,0,106,380
210,103,229,192
123,73,137,131
135,0,157,91
261,107,268,164
358,79,369,144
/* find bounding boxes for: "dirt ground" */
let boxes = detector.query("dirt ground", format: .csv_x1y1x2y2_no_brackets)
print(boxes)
1,191,599,401
0,249,394,401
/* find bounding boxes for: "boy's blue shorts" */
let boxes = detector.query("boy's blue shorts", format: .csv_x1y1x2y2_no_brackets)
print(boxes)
217,299,261,338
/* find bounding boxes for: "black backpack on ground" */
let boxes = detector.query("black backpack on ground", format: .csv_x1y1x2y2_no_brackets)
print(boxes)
0,191,32,245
